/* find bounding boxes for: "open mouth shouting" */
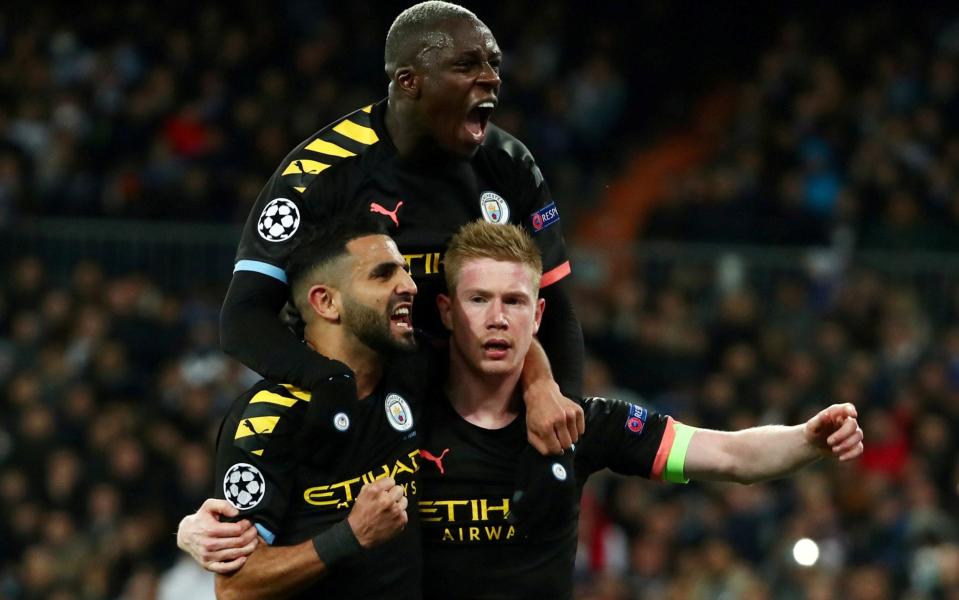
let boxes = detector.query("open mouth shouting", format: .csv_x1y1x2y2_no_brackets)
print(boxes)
390,303,413,334
464,98,496,144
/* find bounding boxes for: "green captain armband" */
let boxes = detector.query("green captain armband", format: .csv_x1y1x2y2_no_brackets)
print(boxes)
664,423,696,484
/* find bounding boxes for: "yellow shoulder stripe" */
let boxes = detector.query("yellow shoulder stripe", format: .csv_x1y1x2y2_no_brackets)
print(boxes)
306,138,356,158
333,119,378,145
234,415,280,440
282,159,331,177
362,104,373,113
280,384,312,402
250,390,299,408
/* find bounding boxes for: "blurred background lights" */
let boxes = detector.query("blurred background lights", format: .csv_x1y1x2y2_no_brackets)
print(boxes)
793,538,820,567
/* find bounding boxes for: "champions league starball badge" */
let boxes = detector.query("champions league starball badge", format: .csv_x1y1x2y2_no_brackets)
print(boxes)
223,463,266,510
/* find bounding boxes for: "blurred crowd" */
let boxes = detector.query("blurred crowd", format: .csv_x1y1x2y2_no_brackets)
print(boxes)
3,247,958,599
0,0,637,227
646,10,959,250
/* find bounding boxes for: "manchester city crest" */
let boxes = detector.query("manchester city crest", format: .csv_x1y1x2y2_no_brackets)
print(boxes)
479,191,509,225
384,393,413,432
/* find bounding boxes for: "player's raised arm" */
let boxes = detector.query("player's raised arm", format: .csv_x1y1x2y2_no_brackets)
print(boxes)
683,403,864,484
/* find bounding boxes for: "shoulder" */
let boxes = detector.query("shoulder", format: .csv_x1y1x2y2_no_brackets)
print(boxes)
223,381,315,457
275,102,385,195
480,124,545,187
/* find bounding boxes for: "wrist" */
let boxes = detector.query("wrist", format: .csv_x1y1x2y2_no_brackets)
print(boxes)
312,519,363,568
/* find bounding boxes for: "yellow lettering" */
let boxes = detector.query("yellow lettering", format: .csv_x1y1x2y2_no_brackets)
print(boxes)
404,254,423,270
480,498,510,521
469,527,480,541
471,499,480,521
303,486,338,507
408,449,421,471
485,526,502,540
442,528,454,542
434,252,444,272
329,477,362,503
419,501,441,522
506,526,515,539
390,458,415,478
410,481,417,496
434,499,469,521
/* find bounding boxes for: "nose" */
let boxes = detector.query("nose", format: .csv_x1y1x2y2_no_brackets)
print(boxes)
477,62,500,90
486,299,508,329
396,269,417,298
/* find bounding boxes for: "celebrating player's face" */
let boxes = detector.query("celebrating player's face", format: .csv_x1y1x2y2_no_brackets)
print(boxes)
418,17,502,157
341,235,417,354
441,258,543,376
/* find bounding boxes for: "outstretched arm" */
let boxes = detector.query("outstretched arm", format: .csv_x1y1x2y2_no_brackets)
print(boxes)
684,403,863,484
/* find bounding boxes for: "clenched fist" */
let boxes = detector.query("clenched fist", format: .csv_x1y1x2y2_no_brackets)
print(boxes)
346,477,409,548
804,403,864,462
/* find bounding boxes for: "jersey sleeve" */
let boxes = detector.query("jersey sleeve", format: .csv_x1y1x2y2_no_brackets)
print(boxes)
234,166,310,284
214,383,314,543
515,155,570,289
575,397,695,483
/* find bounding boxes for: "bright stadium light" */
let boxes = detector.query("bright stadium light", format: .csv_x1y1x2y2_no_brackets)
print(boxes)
792,538,820,567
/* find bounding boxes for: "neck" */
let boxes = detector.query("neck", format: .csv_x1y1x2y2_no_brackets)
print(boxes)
446,346,521,429
307,324,383,399
384,98,461,165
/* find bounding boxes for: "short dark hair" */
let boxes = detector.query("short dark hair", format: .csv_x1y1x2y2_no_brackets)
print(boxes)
384,1,479,74
286,213,387,304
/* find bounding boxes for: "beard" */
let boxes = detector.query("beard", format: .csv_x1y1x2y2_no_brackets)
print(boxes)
341,295,416,357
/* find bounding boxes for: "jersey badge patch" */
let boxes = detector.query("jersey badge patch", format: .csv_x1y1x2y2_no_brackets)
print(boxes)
625,404,648,434
385,393,414,432
370,200,403,227
480,191,510,224
333,412,351,432
551,462,568,481
223,463,266,510
257,198,301,242
531,202,560,232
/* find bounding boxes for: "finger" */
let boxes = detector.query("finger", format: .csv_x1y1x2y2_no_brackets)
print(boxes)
211,537,258,562
207,556,247,574
565,410,580,444
201,498,239,518
202,525,260,552
555,423,573,451
386,485,405,503
200,521,253,539
371,477,396,492
527,433,550,456
397,495,409,512
841,403,857,418
833,427,864,454
839,442,864,461
397,509,409,526
575,405,586,436
827,418,857,446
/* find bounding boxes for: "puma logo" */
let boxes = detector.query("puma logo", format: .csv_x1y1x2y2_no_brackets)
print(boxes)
420,448,450,475
370,200,404,227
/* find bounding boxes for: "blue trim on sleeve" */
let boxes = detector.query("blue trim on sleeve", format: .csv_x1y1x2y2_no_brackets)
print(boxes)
234,260,288,285
255,523,276,545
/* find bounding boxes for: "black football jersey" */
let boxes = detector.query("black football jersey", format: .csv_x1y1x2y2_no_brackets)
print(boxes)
213,351,434,600
235,99,571,337
418,395,687,600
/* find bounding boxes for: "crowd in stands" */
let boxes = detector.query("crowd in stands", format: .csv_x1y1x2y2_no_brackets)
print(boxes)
645,10,959,250
2,247,957,598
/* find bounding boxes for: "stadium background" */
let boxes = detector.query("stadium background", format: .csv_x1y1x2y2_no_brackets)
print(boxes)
2,1,958,598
